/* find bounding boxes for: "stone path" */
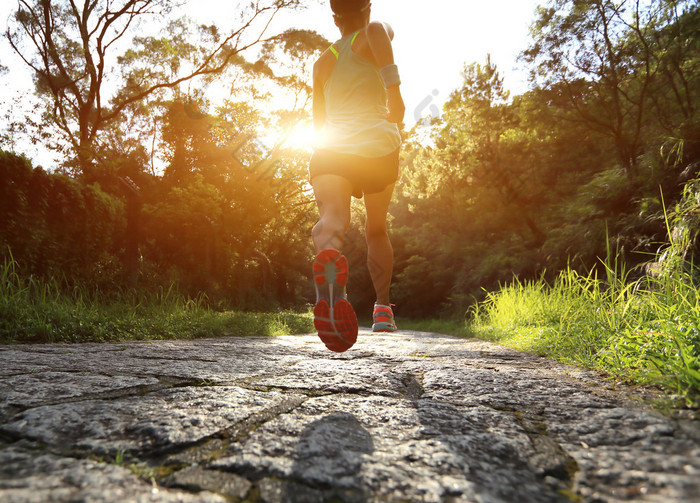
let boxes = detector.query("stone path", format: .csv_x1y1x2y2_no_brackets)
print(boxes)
0,330,698,502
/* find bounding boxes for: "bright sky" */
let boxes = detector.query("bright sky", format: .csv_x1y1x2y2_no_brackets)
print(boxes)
276,0,542,124
0,0,543,168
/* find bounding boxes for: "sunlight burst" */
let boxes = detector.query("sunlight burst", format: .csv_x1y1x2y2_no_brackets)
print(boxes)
283,124,318,151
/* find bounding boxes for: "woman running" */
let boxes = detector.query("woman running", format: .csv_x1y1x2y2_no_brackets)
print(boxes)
310,0,405,352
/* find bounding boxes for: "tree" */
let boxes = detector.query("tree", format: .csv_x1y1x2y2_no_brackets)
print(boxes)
388,58,550,315
649,3,699,130
522,0,697,174
5,0,302,177
443,56,545,244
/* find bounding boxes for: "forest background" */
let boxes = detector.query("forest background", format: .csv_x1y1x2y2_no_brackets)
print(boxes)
0,1,698,396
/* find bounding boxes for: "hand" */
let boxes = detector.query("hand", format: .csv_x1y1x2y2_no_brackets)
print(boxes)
386,86,405,124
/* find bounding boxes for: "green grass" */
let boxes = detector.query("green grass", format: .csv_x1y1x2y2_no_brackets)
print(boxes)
0,254,314,344
402,263,700,404
470,263,700,404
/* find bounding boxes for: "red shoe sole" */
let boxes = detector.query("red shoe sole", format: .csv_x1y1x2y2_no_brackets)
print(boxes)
314,299,358,352
313,249,357,353
313,249,357,352
313,249,348,287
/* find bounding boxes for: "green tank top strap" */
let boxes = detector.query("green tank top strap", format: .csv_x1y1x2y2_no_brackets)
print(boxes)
328,30,361,60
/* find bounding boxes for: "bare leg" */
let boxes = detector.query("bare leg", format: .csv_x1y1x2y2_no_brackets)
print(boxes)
364,183,395,306
311,174,358,352
312,174,353,253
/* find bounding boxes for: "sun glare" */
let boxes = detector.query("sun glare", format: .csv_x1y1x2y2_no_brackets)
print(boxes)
283,123,318,151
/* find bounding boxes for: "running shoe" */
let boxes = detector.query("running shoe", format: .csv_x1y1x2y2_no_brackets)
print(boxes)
313,249,358,352
372,304,397,332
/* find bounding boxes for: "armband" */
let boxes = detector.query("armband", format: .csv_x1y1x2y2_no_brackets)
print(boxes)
379,64,401,88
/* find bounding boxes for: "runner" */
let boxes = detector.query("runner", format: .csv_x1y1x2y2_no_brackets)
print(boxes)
310,0,405,352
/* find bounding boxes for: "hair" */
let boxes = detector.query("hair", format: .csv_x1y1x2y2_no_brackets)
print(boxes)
330,0,371,17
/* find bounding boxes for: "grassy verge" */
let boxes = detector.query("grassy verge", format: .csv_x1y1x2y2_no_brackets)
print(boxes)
399,261,700,405
471,265,700,403
0,256,313,344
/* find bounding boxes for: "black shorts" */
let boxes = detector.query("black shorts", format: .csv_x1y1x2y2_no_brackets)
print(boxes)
309,148,400,199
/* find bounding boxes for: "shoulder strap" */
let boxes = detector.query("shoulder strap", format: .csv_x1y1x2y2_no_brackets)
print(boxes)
329,44,339,59
328,30,361,60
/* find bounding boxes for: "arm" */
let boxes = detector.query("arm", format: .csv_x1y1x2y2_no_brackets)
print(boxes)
365,22,405,124
366,21,396,71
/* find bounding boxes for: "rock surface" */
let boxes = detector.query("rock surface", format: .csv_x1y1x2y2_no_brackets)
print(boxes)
0,330,698,502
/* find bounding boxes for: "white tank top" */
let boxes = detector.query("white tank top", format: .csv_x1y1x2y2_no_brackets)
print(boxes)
316,30,401,157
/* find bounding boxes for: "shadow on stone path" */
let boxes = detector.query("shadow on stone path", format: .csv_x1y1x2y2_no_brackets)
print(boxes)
0,330,698,502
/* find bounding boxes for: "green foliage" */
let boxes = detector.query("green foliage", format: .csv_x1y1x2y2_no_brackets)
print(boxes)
0,252,313,344
391,0,700,318
138,98,316,306
0,129,316,308
0,151,126,282
399,317,475,339
522,0,698,172
0,0,325,310
5,0,303,175
391,57,555,316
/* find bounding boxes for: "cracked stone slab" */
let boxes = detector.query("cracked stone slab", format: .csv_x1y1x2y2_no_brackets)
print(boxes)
544,406,700,501
255,476,369,503
0,339,306,382
163,466,252,499
212,394,564,502
246,359,420,398
568,444,700,502
420,363,620,410
0,445,227,502
0,371,160,420
1,386,306,457
1,331,699,502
